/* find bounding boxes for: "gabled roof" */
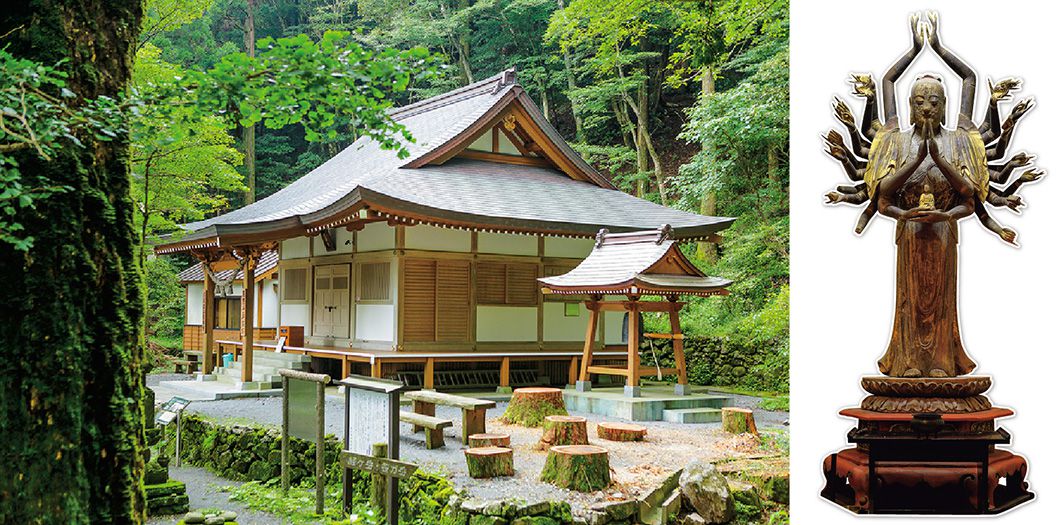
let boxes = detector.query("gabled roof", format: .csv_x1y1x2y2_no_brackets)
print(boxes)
177,250,278,284
539,226,731,297
156,70,734,255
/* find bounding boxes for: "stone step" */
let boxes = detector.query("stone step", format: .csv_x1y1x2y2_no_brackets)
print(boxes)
661,407,723,424
214,366,282,385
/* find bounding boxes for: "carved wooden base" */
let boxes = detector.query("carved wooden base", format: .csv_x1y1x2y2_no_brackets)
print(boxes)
822,447,1032,514
859,375,994,413
822,403,1034,514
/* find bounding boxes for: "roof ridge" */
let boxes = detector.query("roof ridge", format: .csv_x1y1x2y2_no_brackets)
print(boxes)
389,68,518,120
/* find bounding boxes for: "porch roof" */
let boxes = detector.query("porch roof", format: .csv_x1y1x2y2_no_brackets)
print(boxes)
538,226,732,297
177,249,278,283
156,70,733,255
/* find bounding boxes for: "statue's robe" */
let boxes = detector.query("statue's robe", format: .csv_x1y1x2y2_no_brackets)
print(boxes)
866,121,987,377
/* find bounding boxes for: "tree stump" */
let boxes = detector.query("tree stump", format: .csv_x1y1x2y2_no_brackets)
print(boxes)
464,446,514,478
540,445,611,492
538,415,589,449
597,422,647,442
500,387,567,427
722,407,758,436
468,433,511,448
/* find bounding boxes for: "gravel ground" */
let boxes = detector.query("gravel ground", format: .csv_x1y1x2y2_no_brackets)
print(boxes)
181,388,789,519
146,466,282,525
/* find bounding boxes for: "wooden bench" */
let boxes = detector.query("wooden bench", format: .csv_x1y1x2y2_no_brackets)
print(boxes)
173,359,198,374
399,411,453,449
405,390,497,445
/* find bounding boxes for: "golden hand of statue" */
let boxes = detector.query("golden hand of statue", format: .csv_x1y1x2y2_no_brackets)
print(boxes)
825,191,842,204
1020,168,1045,183
1001,228,1017,244
833,97,855,127
1004,98,1035,129
1010,152,1033,168
850,74,875,98
990,78,1021,103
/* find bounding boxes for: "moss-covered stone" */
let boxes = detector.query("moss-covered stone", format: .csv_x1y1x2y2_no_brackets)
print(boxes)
469,515,507,525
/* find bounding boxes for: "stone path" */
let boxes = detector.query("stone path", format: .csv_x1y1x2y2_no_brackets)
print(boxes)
146,466,282,525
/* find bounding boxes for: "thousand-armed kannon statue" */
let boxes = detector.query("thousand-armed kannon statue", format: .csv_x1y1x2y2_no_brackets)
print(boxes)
819,12,1036,514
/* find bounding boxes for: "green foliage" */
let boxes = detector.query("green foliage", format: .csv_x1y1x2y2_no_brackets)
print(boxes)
0,49,123,250
767,509,790,525
178,415,456,524
229,481,382,525
758,395,789,412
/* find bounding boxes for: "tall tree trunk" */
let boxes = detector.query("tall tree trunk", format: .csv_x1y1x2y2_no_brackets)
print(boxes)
0,1,146,523
697,66,718,262
540,82,551,122
555,0,584,141
455,0,474,85
768,146,779,181
242,0,257,205
637,86,667,206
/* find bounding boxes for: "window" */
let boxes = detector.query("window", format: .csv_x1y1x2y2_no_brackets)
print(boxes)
476,261,539,306
214,297,242,329
564,302,581,317
358,262,390,301
282,267,308,301
402,259,471,343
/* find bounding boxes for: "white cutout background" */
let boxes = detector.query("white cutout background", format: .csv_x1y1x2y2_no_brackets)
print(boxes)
791,0,1059,521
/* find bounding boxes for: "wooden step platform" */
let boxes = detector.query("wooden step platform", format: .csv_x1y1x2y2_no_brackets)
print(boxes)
400,411,453,449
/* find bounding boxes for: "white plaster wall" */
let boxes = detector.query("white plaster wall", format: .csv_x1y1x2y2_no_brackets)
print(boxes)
280,303,310,331
544,237,595,259
604,310,626,345
476,306,537,342
281,237,310,259
260,278,280,328
543,302,590,342
478,232,537,256
358,222,395,252
356,304,395,342
497,133,520,155
186,283,204,325
312,228,353,255
405,225,472,252
468,133,491,151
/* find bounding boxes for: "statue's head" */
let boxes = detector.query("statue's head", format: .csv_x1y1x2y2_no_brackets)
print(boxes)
909,75,946,131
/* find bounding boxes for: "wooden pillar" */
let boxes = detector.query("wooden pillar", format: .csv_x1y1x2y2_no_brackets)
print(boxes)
241,252,259,383
578,302,599,382
341,357,351,381
668,302,688,387
371,359,382,378
202,262,216,374
499,357,511,388
626,301,640,389
424,358,435,390
568,357,579,386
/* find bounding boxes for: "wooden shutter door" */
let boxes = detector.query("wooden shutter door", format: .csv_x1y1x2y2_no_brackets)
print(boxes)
402,259,436,342
436,260,470,342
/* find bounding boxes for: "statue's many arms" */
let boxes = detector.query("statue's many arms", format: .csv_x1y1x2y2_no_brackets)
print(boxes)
823,12,1045,378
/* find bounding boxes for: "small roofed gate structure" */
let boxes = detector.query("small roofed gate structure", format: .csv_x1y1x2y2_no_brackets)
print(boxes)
538,226,731,398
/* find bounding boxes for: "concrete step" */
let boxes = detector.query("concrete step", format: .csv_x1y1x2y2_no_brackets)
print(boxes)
214,366,281,385
212,373,280,390
662,407,722,424
660,395,728,411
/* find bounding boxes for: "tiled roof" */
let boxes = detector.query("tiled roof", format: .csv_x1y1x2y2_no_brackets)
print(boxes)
177,250,278,283
539,228,732,296
163,70,734,252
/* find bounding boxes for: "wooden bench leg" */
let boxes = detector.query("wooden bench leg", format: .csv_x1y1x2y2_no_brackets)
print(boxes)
413,401,435,434
462,408,486,445
425,428,445,449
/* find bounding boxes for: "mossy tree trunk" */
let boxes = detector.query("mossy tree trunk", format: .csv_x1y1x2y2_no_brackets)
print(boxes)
464,447,514,478
0,1,146,523
597,422,647,442
540,445,610,492
468,433,511,448
538,416,588,449
500,387,567,427
722,407,759,436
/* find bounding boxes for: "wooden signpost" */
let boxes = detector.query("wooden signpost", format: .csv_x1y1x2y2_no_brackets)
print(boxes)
279,369,330,516
155,396,191,467
340,375,413,525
